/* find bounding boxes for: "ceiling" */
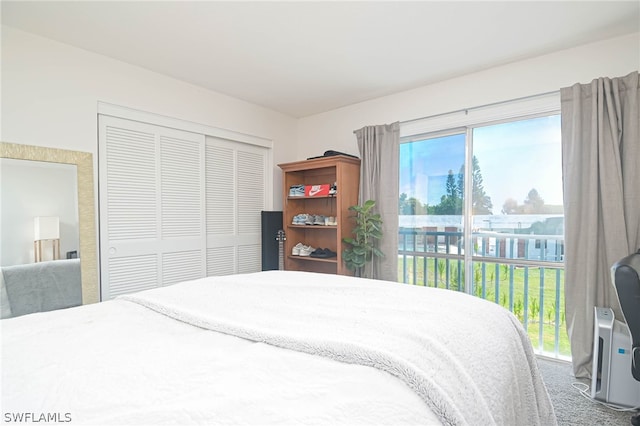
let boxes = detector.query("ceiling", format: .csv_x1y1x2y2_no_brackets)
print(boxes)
2,1,639,118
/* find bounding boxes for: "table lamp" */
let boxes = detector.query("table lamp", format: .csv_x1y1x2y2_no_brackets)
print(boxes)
34,216,60,262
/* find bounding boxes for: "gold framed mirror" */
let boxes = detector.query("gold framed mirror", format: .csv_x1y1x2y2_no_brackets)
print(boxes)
1,142,98,304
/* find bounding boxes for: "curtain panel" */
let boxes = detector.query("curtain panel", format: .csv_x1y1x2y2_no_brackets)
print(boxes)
354,122,400,282
561,71,640,378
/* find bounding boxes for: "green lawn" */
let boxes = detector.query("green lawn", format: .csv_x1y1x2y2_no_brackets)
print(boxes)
398,255,571,357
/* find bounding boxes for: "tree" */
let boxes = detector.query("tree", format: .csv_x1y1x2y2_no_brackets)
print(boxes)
471,156,493,214
400,156,492,216
456,167,464,200
502,197,519,214
458,156,493,215
523,188,545,213
399,193,429,215
398,193,409,214
413,197,430,214
446,170,457,199
433,170,462,215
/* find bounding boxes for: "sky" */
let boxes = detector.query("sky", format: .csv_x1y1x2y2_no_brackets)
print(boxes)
399,114,563,214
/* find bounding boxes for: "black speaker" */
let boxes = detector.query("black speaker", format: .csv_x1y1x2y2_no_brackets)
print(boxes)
261,211,283,271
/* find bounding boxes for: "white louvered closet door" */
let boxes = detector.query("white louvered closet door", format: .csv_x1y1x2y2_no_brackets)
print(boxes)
205,136,267,276
99,116,206,300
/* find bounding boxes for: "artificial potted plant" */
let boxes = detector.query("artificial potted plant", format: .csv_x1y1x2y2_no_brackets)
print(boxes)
342,199,384,278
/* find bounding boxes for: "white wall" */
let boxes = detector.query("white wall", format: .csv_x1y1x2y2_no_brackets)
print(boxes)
296,33,640,159
1,26,299,210
2,26,638,256
1,159,79,266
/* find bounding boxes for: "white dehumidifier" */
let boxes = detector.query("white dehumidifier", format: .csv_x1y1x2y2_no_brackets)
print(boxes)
591,306,640,407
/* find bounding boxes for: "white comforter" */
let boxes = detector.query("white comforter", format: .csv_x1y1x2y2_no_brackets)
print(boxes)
1,271,556,425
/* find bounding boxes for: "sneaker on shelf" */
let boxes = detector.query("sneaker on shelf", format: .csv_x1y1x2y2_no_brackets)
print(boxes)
292,242,307,256
291,242,304,256
310,248,337,258
305,215,315,225
293,214,309,225
310,248,325,258
329,182,337,195
314,215,327,226
289,185,305,197
299,245,315,256
327,216,337,226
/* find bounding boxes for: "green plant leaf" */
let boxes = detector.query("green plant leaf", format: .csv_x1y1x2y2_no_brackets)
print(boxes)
372,247,384,258
341,199,384,272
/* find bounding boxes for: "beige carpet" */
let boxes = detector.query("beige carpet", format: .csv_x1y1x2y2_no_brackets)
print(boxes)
537,357,636,425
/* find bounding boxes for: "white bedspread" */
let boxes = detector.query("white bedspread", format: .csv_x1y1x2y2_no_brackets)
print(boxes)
2,271,556,425
122,271,555,426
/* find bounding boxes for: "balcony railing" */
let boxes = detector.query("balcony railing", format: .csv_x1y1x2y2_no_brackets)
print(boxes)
398,228,569,359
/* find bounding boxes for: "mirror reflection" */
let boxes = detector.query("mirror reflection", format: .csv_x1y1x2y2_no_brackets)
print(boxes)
0,142,99,317
1,158,83,318
1,159,80,264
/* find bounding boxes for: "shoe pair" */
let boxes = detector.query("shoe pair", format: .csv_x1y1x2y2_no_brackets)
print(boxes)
309,215,336,226
292,214,336,226
311,215,327,225
301,214,325,226
292,214,308,225
292,242,315,256
310,248,337,258
289,185,305,197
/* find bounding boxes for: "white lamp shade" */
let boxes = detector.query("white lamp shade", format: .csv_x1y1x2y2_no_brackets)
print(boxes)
34,216,60,240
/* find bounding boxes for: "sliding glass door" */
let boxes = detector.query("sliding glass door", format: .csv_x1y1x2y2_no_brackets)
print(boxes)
399,113,568,358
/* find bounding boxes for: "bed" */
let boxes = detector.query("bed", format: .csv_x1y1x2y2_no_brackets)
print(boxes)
1,270,556,425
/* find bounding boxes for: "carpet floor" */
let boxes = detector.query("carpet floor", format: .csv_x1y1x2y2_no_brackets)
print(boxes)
537,357,636,425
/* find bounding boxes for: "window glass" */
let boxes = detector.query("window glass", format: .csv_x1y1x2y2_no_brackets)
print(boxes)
472,115,563,261
399,133,465,254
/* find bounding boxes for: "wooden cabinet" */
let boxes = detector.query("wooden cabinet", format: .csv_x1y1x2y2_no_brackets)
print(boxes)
278,155,360,275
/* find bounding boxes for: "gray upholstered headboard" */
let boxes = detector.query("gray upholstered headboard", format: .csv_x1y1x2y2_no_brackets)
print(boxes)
0,271,12,319
1,259,82,319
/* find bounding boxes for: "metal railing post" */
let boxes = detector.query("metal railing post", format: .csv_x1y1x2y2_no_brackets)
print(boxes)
396,228,567,359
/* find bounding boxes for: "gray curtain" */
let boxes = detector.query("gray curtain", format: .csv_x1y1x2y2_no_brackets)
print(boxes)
354,122,399,282
561,71,640,379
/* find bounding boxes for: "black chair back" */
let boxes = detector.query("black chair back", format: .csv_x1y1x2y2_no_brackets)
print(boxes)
612,249,640,382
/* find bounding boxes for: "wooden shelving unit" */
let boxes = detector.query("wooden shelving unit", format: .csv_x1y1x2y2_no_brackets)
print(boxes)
278,155,360,275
